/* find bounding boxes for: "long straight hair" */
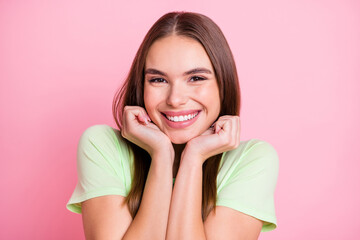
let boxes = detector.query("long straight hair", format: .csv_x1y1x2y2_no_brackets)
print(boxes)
113,11,240,220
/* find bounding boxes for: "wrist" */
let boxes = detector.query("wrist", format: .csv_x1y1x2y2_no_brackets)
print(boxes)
180,149,205,169
150,143,175,165
182,145,208,164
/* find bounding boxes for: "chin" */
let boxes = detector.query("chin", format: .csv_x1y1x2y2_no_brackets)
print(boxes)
168,134,194,145
170,138,189,145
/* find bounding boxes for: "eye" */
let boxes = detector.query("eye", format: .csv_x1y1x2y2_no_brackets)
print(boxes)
189,76,206,82
149,78,167,83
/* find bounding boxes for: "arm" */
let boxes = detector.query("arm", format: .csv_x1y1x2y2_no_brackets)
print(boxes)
165,158,262,240
81,195,132,240
166,155,205,239
82,155,173,240
122,153,173,239
204,206,262,240
82,106,174,240
166,116,262,240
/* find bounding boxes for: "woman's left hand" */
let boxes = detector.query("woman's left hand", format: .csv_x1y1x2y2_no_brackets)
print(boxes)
182,115,241,164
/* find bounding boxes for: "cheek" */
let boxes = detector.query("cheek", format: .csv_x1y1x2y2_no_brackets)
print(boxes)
143,89,154,113
144,89,161,118
195,85,221,110
144,97,154,113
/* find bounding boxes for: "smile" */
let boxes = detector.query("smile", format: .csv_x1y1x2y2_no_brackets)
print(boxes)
165,112,199,122
161,110,201,129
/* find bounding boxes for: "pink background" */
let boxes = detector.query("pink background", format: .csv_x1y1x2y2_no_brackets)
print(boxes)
1,0,359,239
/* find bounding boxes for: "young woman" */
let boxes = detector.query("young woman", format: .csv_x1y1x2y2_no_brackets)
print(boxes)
67,11,279,240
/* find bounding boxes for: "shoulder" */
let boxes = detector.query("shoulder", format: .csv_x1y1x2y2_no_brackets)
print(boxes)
218,139,279,180
76,124,133,177
78,124,130,159
67,125,133,212
224,139,278,165
216,139,279,232
80,124,120,140
79,124,123,147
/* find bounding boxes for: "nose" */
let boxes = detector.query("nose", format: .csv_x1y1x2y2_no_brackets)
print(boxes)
166,84,188,107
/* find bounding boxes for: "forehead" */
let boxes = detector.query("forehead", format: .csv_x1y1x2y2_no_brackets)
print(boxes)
145,35,214,75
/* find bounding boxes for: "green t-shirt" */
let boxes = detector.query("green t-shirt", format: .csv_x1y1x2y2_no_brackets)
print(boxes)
67,124,279,232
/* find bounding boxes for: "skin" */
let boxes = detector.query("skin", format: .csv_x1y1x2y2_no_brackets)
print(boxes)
81,35,263,240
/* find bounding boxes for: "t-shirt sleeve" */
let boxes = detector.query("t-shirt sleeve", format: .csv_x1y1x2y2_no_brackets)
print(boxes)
216,140,279,232
66,125,132,214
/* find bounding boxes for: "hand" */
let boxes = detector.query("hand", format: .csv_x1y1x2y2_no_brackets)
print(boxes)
121,106,173,158
182,115,241,163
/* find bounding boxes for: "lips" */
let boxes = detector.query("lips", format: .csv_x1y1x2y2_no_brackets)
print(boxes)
161,110,201,128
165,112,199,122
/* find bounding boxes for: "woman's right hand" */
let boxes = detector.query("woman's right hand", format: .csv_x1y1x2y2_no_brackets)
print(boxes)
121,106,173,158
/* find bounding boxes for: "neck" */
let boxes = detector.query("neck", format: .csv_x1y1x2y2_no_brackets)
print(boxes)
172,143,186,178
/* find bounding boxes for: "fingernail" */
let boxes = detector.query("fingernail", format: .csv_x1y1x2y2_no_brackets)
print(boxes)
215,125,220,133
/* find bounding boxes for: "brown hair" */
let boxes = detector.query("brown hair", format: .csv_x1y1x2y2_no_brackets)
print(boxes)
113,11,240,220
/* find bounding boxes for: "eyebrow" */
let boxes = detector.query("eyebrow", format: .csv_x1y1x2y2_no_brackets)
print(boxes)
144,67,213,77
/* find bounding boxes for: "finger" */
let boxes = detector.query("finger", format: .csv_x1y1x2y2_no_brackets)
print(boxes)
201,127,214,136
215,117,240,149
217,115,240,136
137,114,149,125
236,117,241,144
213,118,225,134
216,115,234,121
146,121,161,131
214,118,231,134
228,116,240,146
123,106,150,125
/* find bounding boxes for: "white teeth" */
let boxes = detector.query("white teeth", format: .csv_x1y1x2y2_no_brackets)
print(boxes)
166,112,198,122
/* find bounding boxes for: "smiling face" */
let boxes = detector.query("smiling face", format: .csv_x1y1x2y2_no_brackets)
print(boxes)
144,35,221,144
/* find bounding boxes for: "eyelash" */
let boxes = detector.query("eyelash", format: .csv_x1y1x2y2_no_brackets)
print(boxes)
190,76,206,81
148,78,167,83
148,76,206,83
